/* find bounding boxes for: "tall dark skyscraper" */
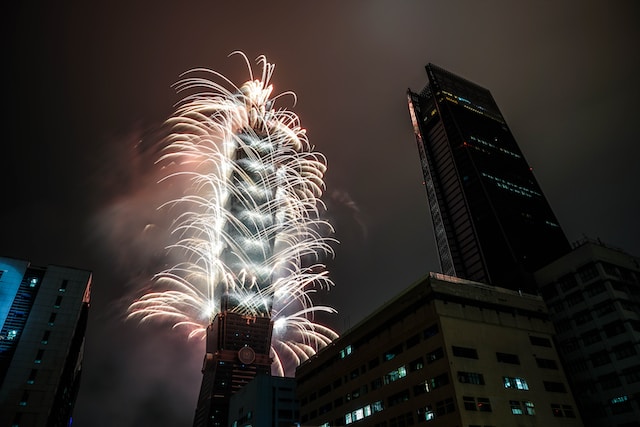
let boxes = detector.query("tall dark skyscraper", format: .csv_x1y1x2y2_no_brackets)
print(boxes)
0,257,91,427
408,64,570,292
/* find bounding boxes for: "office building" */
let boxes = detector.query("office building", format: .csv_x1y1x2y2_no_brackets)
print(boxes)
407,64,570,292
535,239,640,426
0,257,91,427
228,374,299,427
296,273,582,426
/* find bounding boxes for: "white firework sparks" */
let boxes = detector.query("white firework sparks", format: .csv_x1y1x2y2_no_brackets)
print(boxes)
127,52,338,376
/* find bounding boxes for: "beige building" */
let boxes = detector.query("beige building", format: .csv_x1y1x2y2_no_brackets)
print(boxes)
296,273,582,426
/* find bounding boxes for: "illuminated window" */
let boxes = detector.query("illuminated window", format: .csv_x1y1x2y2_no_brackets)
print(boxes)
340,345,352,359
7,330,18,340
59,280,68,292
503,376,529,390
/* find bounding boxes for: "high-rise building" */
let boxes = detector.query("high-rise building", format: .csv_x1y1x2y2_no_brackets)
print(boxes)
296,273,582,426
407,64,570,292
0,257,91,427
535,239,640,426
192,310,273,427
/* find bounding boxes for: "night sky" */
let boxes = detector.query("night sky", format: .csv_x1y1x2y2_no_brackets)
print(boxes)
4,2,640,426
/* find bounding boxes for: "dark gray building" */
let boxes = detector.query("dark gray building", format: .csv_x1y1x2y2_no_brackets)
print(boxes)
407,64,570,293
0,257,91,427
535,239,640,426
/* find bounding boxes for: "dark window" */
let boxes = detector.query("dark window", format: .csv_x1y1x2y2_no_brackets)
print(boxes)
585,281,606,296
591,350,611,367
59,279,68,292
565,291,584,306
41,330,51,344
368,357,379,370
426,347,444,363
613,342,637,360
452,346,478,359
406,333,420,349
371,377,383,390
496,352,520,364
457,371,485,385
559,274,578,292
477,397,492,412
623,365,640,384
423,323,439,339
54,295,63,308
598,373,621,390
581,329,601,346
48,312,57,325
27,369,37,384
435,397,455,415
574,310,592,325
388,389,410,407
529,336,552,347
577,263,598,282
35,349,44,363
603,321,626,338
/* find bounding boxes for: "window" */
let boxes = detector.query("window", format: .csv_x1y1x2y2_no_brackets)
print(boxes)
19,390,29,406
463,396,490,412
610,395,632,414
614,342,637,360
510,400,523,415
384,366,407,384
48,312,57,326
417,405,436,421
35,349,44,364
574,310,592,325
565,291,584,307
340,345,353,359
368,357,379,370
523,401,535,415
371,377,383,390
577,263,598,282
623,365,640,384
59,279,68,292
585,281,606,296
591,350,611,367
529,336,552,347
435,397,455,416
594,300,615,317
452,346,478,359
27,369,37,384
566,358,588,373
384,344,403,361
603,321,626,338
503,376,529,390
457,371,484,385
561,338,579,353
551,404,575,417
409,357,424,372
423,323,439,339
496,352,519,364
599,373,621,390
388,389,410,407
426,347,444,363
54,295,63,308
535,358,558,370
543,381,567,393
406,333,420,349
559,274,578,292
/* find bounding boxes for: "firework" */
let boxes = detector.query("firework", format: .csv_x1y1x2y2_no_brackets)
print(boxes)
128,52,338,376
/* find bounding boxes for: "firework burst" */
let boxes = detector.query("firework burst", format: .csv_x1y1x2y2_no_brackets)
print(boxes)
127,52,338,376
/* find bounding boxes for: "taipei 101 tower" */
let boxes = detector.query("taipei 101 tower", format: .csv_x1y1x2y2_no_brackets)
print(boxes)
126,54,337,427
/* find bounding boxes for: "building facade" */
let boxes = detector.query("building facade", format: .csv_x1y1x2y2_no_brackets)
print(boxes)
535,239,640,426
296,273,582,426
0,257,91,427
193,311,273,427
228,374,299,427
407,64,570,292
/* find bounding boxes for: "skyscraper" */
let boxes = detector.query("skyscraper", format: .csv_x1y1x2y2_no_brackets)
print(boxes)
192,311,273,427
407,64,570,292
0,257,91,427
